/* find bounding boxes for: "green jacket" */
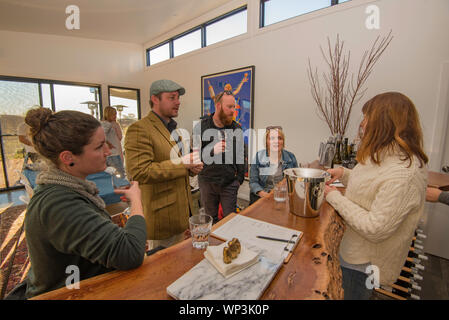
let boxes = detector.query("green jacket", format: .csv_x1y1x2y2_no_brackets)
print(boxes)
24,184,147,298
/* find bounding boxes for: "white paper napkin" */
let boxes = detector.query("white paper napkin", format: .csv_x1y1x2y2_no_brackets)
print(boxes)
204,242,259,279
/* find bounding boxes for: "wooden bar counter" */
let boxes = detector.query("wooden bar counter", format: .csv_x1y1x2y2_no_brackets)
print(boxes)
32,192,345,300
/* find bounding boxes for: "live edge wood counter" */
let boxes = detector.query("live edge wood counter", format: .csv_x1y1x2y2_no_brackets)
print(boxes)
32,195,345,300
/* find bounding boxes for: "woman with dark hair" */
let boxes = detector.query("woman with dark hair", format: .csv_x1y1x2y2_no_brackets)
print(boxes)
249,126,298,204
21,107,146,299
324,92,428,299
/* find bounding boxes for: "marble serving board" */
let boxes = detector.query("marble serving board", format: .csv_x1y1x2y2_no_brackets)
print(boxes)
166,245,283,300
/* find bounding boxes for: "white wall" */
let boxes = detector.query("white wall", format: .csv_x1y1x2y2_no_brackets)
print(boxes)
142,0,449,169
0,30,145,108
1,0,448,169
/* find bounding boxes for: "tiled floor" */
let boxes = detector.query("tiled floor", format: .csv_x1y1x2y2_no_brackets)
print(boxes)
420,253,449,299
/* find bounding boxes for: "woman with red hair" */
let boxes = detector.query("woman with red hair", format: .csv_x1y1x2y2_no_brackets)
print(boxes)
325,92,428,299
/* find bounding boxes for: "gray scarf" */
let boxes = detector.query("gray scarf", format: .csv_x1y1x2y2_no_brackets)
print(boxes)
36,165,106,211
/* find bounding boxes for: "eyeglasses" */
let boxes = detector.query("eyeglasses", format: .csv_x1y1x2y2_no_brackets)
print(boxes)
215,90,234,102
266,126,283,131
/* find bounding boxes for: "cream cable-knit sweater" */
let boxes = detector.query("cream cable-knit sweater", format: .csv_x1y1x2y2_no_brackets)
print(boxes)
326,151,427,285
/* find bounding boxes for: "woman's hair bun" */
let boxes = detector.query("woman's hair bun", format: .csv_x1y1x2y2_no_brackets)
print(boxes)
25,107,53,136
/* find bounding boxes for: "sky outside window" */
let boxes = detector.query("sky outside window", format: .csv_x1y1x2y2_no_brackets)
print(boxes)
149,43,170,65
174,29,202,57
53,84,99,116
206,10,247,46
0,80,39,116
264,0,332,26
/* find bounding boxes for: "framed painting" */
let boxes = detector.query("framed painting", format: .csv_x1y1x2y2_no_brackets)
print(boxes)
201,66,255,178
201,65,255,138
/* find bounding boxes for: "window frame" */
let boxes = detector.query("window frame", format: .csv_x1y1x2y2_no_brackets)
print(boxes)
0,75,102,114
107,85,142,120
0,75,102,191
172,27,203,58
146,5,247,66
260,0,346,28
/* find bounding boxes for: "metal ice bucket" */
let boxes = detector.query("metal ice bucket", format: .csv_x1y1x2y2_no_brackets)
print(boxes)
284,168,331,218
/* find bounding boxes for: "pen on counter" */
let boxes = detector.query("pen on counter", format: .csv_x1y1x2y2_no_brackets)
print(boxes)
256,235,296,243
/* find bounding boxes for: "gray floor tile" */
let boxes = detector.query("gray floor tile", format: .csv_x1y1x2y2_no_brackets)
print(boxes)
422,253,443,278
420,273,449,300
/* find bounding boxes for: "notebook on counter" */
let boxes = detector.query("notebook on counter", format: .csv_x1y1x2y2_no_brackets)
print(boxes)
166,214,303,300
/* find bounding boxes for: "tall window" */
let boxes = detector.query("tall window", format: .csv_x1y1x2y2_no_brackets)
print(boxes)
260,0,350,27
0,76,101,191
147,6,247,66
108,86,141,135
0,79,40,190
53,84,100,117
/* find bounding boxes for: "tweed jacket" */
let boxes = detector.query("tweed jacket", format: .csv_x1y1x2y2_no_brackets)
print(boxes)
125,112,193,240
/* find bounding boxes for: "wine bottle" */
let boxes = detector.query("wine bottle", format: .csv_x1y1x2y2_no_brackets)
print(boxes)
408,251,428,261
406,257,422,265
416,233,427,239
342,138,349,160
402,266,423,274
409,246,424,254
332,135,342,168
397,275,421,288
394,279,422,291
380,285,420,300
404,260,425,271
400,269,423,281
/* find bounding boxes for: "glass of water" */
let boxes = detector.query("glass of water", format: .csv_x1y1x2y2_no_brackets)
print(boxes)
274,183,288,203
189,214,213,249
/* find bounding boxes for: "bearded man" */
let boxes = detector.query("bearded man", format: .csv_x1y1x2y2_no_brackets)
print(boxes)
195,90,247,223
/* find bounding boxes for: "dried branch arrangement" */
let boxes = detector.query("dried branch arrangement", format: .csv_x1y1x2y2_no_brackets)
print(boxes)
308,31,393,136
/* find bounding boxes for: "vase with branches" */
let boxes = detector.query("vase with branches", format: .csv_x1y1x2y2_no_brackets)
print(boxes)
307,31,393,137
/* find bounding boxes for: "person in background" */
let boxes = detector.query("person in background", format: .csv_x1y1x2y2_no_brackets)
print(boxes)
195,90,247,224
324,92,428,300
101,106,125,177
17,107,146,299
125,79,203,250
426,187,449,206
17,121,39,167
249,126,298,204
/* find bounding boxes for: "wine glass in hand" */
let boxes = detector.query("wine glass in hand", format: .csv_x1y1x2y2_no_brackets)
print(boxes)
107,167,131,214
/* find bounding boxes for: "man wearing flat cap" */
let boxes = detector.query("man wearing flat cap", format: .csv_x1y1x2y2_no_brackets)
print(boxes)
125,79,203,250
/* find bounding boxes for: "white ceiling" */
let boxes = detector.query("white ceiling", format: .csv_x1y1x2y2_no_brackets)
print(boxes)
0,0,232,44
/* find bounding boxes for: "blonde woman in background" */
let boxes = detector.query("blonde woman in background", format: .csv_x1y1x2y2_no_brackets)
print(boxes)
249,126,298,205
102,106,125,177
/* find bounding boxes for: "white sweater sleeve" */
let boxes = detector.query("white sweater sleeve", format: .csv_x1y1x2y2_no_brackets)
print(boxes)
326,177,423,243
340,167,352,186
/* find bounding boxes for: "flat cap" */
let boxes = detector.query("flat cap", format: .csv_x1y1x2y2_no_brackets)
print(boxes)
150,79,185,97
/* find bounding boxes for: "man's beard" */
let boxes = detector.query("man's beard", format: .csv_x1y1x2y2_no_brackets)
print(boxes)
219,108,233,126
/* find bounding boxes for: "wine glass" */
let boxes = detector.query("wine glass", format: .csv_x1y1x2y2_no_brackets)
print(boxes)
106,167,131,215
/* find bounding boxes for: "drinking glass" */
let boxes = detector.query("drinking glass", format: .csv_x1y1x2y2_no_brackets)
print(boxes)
109,167,131,215
189,214,213,249
274,183,288,203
